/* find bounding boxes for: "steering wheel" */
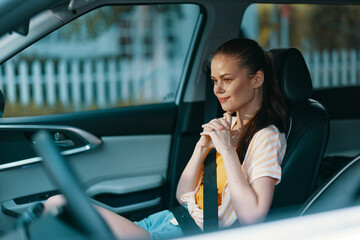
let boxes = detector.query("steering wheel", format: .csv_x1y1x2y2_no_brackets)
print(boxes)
32,130,116,239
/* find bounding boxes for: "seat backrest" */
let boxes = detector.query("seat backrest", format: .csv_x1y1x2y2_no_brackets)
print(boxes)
299,154,360,216
269,48,329,209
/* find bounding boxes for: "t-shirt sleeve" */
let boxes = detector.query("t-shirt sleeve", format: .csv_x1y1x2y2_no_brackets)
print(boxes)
243,126,286,185
179,176,204,229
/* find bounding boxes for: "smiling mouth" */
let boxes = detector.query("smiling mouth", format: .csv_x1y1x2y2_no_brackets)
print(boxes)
218,97,229,103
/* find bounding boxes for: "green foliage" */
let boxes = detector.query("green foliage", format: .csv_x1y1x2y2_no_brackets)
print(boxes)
306,5,360,50
257,4,360,50
3,100,151,118
3,101,68,117
62,6,133,40
61,5,184,41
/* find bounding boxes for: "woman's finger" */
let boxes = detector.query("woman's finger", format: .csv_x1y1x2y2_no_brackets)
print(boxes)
201,124,216,133
223,112,232,127
219,117,230,130
203,119,224,130
200,130,212,136
210,119,225,129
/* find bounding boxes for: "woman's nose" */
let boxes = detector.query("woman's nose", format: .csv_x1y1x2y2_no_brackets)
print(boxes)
214,81,224,93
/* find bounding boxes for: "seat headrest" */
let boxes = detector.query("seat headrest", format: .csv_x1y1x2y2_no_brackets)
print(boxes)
270,48,313,104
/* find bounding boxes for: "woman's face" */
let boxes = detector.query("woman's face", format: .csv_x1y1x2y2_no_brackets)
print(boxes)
210,54,263,115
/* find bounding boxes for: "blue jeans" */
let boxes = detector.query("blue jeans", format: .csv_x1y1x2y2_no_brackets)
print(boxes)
135,210,184,240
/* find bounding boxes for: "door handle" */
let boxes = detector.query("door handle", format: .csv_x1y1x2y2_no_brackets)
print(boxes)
53,132,75,147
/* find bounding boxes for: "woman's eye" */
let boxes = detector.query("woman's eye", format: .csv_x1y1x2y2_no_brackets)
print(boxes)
224,78,232,82
211,79,217,85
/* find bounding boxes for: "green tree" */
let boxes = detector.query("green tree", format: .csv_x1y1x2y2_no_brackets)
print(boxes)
306,5,360,50
62,5,184,41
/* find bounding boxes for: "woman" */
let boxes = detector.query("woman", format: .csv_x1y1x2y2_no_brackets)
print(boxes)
177,38,287,229
45,38,287,239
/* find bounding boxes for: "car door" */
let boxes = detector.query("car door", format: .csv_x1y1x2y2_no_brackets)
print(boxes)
0,2,205,233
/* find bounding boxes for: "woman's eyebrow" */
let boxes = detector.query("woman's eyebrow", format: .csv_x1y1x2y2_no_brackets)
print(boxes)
210,73,234,79
220,73,234,78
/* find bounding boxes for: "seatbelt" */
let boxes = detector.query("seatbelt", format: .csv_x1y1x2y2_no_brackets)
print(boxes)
171,149,219,235
203,60,219,232
170,205,201,236
171,63,220,234
203,149,218,232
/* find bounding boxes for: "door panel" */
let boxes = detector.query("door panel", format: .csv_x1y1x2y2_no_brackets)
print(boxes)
313,87,360,157
312,87,360,188
0,103,176,230
87,175,164,214
325,119,360,157
0,135,170,215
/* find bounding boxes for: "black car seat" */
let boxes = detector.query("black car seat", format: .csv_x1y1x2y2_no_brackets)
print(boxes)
299,154,360,215
269,48,330,210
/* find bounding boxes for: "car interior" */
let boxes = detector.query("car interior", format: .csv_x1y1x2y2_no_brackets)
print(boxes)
0,0,359,239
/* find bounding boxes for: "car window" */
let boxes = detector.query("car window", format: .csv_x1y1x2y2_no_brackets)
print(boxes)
0,4,201,117
241,4,360,90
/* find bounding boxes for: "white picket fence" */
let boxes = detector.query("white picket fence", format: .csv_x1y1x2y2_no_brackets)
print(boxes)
0,56,179,111
304,49,360,89
0,48,359,111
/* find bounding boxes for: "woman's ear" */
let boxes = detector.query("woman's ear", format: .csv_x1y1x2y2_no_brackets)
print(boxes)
252,71,264,88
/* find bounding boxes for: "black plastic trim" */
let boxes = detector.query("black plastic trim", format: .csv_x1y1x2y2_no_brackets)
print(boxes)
164,101,204,208
0,103,177,137
14,190,59,205
93,187,161,208
312,86,360,119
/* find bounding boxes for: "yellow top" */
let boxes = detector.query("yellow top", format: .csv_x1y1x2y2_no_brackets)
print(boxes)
195,152,227,209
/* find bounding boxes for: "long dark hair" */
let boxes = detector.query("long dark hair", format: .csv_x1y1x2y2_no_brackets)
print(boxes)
213,38,288,164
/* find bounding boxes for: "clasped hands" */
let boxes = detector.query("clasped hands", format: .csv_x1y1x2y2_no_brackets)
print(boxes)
200,112,240,155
